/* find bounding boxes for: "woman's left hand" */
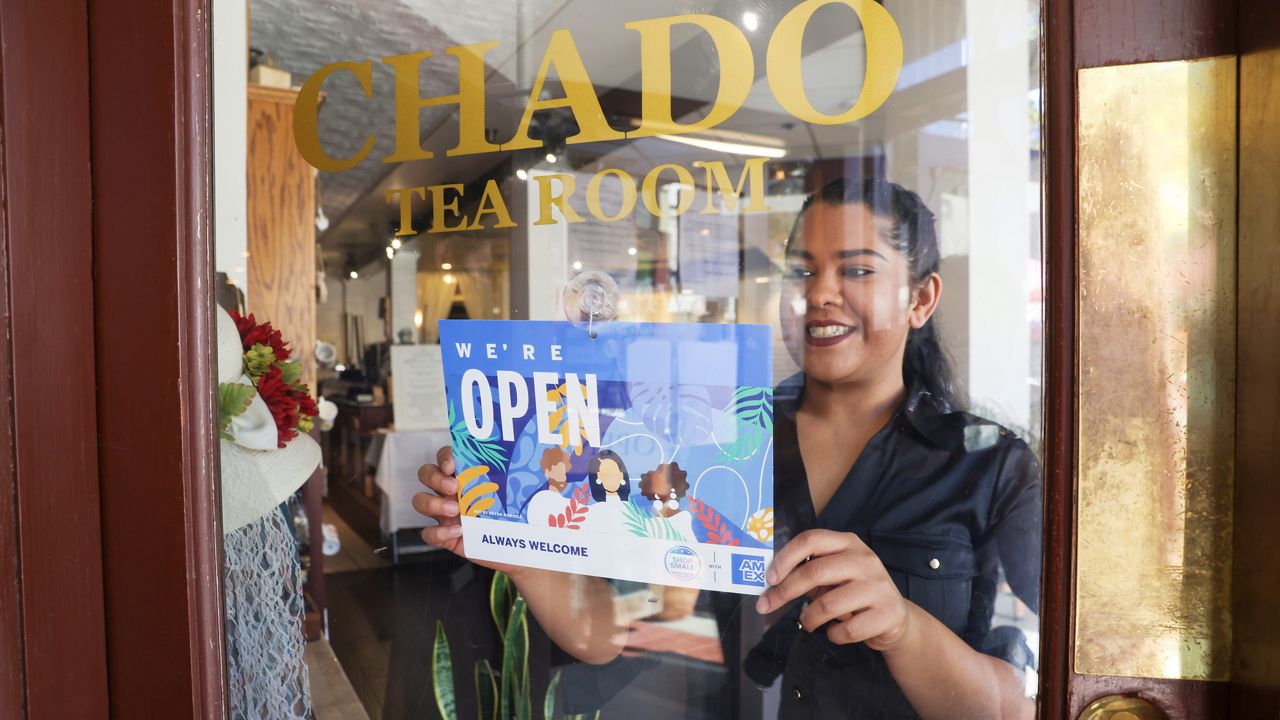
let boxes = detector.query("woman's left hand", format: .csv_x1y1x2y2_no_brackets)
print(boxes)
755,529,912,652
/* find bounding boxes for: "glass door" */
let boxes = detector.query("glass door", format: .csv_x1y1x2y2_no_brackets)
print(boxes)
209,1,1047,717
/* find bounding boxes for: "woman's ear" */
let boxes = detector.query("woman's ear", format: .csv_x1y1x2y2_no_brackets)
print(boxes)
909,273,942,329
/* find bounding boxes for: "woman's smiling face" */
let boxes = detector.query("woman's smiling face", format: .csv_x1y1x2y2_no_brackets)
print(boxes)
780,201,923,387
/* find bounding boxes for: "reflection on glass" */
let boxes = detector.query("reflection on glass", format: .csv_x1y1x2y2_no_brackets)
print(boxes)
211,0,1045,717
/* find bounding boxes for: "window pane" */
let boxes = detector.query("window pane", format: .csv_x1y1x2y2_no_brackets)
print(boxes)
212,1,1044,716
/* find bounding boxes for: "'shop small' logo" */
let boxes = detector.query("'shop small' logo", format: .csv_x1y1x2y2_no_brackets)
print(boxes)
664,545,702,581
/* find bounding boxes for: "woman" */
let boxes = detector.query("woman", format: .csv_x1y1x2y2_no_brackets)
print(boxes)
581,449,631,535
414,177,1041,719
638,461,695,542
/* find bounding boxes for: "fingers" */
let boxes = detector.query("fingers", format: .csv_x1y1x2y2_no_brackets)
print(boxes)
766,529,864,586
418,461,457,495
756,554,861,613
411,491,459,520
798,581,872,631
435,445,455,475
826,608,893,646
420,522,464,546
420,523,464,555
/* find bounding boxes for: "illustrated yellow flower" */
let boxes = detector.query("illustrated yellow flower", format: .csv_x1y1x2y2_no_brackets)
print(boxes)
457,465,499,517
746,507,774,542
546,382,593,455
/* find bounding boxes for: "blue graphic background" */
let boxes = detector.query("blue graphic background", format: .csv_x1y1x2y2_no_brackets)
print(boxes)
439,320,773,550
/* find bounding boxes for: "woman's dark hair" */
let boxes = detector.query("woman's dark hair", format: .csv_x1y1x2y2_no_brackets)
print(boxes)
638,462,690,501
587,449,630,501
787,176,957,409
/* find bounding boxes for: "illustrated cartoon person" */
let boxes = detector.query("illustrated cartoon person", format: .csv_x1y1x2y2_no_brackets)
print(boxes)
526,447,573,525
638,462,695,541
588,449,630,503
582,449,630,533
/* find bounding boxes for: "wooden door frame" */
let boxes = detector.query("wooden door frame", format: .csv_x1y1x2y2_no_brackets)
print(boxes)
1040,0,1077,715
0,0,110,717
87,0,227,717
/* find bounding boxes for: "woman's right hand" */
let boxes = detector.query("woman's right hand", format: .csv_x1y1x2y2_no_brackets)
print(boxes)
414,446,517,574
413,445,465,555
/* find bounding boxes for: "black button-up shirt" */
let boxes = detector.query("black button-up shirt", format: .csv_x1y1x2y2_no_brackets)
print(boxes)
561,375,1043,719
748,375,1043,720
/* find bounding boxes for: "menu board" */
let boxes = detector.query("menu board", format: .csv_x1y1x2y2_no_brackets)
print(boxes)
438,319,774,594
389,344,449,430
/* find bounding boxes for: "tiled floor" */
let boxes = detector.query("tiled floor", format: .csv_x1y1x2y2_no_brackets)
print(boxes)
306,639,370,720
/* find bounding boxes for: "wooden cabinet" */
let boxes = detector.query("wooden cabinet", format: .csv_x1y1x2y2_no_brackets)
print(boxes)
247,83,325,638
247,83,316,389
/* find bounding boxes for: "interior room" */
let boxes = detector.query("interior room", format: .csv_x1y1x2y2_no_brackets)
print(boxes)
212,0,1043,717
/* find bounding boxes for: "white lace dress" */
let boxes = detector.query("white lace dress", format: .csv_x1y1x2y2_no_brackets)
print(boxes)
222,507,311,720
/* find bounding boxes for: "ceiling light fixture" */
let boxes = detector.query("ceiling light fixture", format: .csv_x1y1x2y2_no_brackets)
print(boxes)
390,237,403,250
516,168,529,180
742,11,760,31
545,152,557,164
441,262,452,270
655,133,787,158
348,270,359,280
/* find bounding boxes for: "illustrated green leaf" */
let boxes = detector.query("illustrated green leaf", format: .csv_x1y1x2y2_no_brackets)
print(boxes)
448,399,510,473
719,387,773,461
218,383,257,440
620,502,652,538
432,621,457,720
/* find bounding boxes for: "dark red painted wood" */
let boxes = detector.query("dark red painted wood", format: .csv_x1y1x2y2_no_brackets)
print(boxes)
88,0,226,716
0,37,24,718
1039,0,1076,717
1075,0,1238,68
0,0,109,718
1240,0,1280,53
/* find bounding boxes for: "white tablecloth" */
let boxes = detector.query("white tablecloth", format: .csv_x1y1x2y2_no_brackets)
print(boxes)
373,428,452,536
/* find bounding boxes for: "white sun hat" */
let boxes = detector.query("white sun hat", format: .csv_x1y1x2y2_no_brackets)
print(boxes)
217,306,321,534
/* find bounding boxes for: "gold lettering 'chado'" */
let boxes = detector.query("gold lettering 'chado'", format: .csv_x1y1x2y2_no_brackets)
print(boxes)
625,15,754,139
382,42,501,162
768,0,904,125
293,5,904,171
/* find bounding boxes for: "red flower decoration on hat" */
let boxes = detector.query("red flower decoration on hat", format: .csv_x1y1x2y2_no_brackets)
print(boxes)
257,365,300,448
230,310,291,361
221,312,318,448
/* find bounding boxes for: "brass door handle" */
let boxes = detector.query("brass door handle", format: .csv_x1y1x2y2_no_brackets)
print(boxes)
1078,695,1169,720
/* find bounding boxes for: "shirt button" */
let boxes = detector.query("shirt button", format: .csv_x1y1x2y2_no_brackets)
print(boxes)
793,688,803,700
929,558,941,570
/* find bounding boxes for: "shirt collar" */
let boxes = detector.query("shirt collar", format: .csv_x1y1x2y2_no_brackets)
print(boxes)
775,373,958,448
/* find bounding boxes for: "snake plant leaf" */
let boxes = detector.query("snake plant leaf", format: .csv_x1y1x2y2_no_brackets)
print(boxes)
431,621,457,720
475,659,498,720
543,670,561,720
500,597,529,720
490,571,513,637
